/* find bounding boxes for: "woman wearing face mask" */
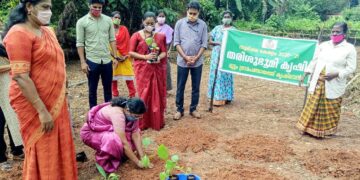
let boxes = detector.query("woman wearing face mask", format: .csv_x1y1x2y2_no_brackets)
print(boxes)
80,97,151,172
129,11,167,131
110,11,136,98
297,22,357,138
207,10,235,106
1,0,78,179
155,10,174,91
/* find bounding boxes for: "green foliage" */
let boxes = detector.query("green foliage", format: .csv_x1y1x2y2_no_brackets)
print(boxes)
1,0,358,54
268,0,289,16
234,20,264,30
157,144,183,180
308,0,349,20
0,0,18,24
143,138,191,180
142,137,152,149
342,6,360,21
265,14,285,30
107,173,120,180
140,155,151,168
157,144,169,161
171,155,179,162
284,17,320,31
322,16,346,29
95,163,120,180
161,8,180,27
159,172,167,180
287,0,320,20
96,163,107,179
199,0,222,29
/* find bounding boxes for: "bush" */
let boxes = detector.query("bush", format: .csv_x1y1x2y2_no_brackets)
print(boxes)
0,0,18,25
288,0,320,20
309,0,348,20
234,20,268,31
265,14,286,30
284,17,321,31
199,0,223,29
342,6,360,21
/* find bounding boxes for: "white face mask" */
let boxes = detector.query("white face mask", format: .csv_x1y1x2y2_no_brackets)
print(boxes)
157,17,166,25
145,25,155,32
222,18,232,25
37,9,52,25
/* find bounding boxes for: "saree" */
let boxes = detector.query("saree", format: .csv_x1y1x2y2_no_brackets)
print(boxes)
80,103,138,173
129,32,167,131
4,25,77,179
113,26,134,78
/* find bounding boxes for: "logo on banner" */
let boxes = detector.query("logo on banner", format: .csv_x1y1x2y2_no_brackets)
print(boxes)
262,39,278,50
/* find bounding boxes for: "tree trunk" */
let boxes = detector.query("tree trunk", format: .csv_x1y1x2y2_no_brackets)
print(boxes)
128,0,143,34
215,0,221,9
56,1,78,61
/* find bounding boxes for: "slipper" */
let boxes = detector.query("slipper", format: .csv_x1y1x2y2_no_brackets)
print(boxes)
0,161,12,172
13,154,25,161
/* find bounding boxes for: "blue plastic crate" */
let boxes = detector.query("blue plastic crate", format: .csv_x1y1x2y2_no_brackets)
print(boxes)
166,174,201,180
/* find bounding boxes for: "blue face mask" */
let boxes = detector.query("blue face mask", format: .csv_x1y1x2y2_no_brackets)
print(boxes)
125,114,139,122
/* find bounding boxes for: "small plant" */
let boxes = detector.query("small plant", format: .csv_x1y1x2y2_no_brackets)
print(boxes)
95,163,120,180
145,37,160,63
157,144,191,180
140,137,153,168
142,137,192,180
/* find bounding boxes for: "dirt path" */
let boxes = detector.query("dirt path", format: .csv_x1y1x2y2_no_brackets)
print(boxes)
1,50,359,180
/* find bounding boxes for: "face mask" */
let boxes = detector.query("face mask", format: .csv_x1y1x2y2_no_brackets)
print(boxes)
145,25,155,32
331,34,345,44
125,114,138,122
157,17,166,25
113,18,120,25
222,18,232,25
187,13,198,22
91,8,102,17
36,9,52,25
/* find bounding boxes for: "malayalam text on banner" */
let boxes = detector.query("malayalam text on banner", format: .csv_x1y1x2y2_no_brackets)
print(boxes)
219,30,318,86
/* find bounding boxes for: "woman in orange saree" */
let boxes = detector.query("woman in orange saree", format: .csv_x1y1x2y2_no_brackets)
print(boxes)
2,0,77,179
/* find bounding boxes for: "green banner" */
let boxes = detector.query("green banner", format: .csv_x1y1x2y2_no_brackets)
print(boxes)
219,30,317,86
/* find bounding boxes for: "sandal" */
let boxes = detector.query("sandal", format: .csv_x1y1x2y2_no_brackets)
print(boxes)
13,154,25,161
0,161,12,172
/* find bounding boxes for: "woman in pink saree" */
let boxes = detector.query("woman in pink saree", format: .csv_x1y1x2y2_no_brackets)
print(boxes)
80,97,150,173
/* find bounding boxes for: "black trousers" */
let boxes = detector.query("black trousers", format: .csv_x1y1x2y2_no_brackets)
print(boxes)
175,65,203,113
87,59,113,109
0,108,23,163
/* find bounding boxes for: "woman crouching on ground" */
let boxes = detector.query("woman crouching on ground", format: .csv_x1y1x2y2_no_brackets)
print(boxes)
81,97,152,173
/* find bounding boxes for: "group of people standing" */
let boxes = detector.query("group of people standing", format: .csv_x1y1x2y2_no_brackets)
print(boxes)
77,0,236,173
0,0,356,179
0,0,236,178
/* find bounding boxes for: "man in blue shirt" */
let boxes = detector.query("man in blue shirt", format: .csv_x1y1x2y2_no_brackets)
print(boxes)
173,1,208,120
